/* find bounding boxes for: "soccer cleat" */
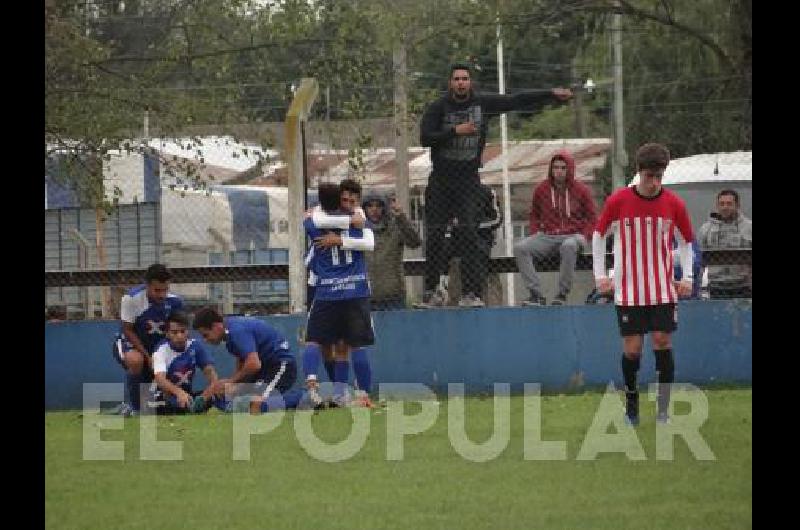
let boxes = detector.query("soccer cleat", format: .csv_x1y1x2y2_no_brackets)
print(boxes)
351,390,375,408
624,390,639,426
190,395,208,414
306,377,323,407
110,402,137,417
624,414,640,426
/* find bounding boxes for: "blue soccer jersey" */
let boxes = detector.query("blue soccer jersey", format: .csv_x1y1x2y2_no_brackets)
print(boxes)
303,215,373,301
152,338,214,393
120,284,184,353
224,317,294,364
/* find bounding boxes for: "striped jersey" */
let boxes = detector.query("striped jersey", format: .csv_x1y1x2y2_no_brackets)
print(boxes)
593,186,694,306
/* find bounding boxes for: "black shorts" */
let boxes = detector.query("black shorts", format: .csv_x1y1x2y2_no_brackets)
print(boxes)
306,297,375,347
111,334,153,379
615,304,677,336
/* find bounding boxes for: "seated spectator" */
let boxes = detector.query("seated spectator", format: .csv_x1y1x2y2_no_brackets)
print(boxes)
697,189,752,298
514,150,597,305
362,193,421,310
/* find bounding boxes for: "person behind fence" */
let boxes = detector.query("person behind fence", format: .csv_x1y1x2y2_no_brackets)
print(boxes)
111,263,184,416
192,306,298,410
362,193,421,310
477,183,503,303
152,310,220,414
418,62,573,308
514,150,597,306
593,142,695,426
697,189,752,298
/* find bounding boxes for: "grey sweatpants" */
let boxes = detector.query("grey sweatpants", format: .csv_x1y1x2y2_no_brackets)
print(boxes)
513,233,588,296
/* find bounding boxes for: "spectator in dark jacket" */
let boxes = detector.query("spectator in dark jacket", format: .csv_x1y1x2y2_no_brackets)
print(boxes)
362,193,422,310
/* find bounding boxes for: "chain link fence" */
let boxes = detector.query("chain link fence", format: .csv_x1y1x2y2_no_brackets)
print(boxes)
45,93,752,321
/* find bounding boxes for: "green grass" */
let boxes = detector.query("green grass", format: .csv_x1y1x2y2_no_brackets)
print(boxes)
45,388,751,530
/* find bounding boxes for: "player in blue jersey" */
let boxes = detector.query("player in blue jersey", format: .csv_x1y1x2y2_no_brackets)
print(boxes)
303,183,375,407
152,311,221,414
111,263,183,416
307,179,376,408
192,307,298,408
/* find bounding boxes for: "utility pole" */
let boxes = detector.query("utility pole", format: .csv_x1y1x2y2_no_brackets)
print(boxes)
611,5,628,189
393,39,410,214
497,16,515,305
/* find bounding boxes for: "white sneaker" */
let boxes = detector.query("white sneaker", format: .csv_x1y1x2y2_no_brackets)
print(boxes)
458,293,485,308
414,290,446,309
306,377,323,407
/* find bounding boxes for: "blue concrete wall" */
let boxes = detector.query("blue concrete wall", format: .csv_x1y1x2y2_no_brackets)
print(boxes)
45,300,752,409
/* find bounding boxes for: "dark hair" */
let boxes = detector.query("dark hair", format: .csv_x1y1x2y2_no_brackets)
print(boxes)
449,63,472,78
145,263,172,283
192,306,223,330
318,183,341,212
339,178,362,197
635,143,670,171
717,188,740,205
166,310,190,328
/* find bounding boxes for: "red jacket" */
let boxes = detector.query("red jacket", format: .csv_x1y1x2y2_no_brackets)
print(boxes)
528,149,597,241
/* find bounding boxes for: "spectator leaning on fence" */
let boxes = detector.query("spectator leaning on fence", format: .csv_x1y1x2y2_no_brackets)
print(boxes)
514,150,597,306
418,62,572,308
362,193,422,310
697,189,752,298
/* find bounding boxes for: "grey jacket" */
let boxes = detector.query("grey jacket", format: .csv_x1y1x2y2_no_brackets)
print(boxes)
698,212,752,289
363,196,422,301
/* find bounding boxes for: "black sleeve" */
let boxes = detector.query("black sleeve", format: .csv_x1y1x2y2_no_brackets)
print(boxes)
420,98,456,147
479,90,554,115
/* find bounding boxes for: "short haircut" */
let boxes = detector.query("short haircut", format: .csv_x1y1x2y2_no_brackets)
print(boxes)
717,188,740,205
450,63,472,78
339,178,362,197
166,310,190,329
192,306,223,330
318,183,341,212
145,263,172,283
635,143,670,171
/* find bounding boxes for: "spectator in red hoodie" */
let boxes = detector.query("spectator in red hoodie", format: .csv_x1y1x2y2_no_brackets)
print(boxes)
514,150,597,305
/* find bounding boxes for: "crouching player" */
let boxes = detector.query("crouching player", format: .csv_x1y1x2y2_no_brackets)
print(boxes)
152,311,220,414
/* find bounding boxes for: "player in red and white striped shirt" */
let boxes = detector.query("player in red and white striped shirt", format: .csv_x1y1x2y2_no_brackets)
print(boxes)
592,143,695,425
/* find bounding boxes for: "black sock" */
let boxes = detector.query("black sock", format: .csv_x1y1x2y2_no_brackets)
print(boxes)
323,360,336,382
654,349,675,414
621,354,640,394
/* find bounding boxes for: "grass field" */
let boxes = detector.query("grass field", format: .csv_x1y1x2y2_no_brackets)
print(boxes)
45,388,751,530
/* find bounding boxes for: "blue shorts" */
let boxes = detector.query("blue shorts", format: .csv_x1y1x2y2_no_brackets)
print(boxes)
306,297,375,347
